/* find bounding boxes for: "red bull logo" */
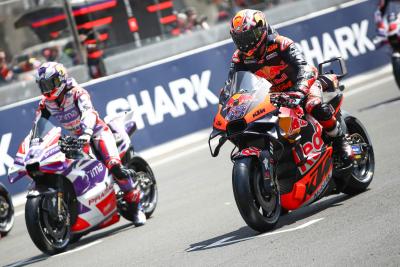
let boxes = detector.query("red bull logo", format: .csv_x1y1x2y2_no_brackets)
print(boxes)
256,63,288,80
224,94,254,111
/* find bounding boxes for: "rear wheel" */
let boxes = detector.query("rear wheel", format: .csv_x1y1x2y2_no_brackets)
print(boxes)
341,118,375,195
232,157,281,233
25,196,70,255
119,154,158,221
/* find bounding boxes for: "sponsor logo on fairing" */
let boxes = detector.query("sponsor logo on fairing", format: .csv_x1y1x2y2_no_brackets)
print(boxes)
86,163,104,181
42,146,60,160
88,182,114,205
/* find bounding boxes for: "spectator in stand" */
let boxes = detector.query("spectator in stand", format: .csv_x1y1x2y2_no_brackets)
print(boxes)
0,51,14,83
176,12,190,34
13,57,41,75
185,7,210,30
212,0,232,22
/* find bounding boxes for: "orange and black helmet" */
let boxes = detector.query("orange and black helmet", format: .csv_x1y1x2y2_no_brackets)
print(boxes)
230,9,268,56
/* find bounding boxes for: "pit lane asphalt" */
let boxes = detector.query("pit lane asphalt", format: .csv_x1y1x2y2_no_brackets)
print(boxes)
1,73,400,267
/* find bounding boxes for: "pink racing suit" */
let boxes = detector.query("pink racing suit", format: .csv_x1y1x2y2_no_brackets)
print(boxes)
34,79,136,194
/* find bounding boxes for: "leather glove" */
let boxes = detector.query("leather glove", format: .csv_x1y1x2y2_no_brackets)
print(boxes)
78,133,91,144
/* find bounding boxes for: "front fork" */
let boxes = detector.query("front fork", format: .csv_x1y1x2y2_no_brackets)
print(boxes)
232,148,277,196
27,180,67,224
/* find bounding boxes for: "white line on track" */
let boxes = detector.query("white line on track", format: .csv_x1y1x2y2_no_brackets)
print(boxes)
5,240,103,267
186,218,324,252
52,239,103,257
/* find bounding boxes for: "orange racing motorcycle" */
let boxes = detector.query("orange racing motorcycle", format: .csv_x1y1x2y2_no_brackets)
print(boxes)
209,58,375,232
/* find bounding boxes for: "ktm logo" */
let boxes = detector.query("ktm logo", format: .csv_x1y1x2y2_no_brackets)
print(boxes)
252,108,265,118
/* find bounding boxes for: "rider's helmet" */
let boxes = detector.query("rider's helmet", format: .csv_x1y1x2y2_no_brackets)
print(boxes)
230,9,269,57
36,62,68,101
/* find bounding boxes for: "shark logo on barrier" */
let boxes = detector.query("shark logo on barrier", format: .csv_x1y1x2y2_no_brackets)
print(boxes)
106,70,219,130
295,19,375,66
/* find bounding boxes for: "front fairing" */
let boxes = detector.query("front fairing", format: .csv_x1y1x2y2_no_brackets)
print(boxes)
8,125,65,183
213,72,277,132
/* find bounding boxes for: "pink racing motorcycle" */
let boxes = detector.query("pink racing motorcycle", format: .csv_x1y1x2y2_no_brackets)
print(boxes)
8,111,157,255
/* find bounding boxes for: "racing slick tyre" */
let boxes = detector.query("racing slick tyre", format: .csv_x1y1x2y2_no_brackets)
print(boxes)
341,116,375,195
391,53,400,90
25,196,70,255
120,154,158,221
232,157,281,233
0,184,14,237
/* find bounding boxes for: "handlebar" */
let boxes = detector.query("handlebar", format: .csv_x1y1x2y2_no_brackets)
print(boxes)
59,136,85,158
270,92,304,108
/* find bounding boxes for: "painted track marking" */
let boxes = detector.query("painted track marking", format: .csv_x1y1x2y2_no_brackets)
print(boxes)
186,218,324,252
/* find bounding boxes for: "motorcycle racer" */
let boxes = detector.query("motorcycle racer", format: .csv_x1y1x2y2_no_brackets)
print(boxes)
220,9,353,166
34,62,146,225
375,0,400,38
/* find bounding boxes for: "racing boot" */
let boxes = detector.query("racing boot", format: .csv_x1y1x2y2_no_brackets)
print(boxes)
326,122,353,168
123,189,146,226
111,165,146,226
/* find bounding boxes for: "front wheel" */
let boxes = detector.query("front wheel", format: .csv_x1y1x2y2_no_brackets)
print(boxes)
0,189,14,237
341,116,375,195
391,53,400,89
25,196,70,255
232,157,281,233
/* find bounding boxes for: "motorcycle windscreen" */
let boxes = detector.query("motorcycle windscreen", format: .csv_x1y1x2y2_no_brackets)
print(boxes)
32,118,57,140
228,71,271,97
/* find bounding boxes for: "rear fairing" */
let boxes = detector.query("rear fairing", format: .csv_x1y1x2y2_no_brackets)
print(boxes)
105,111,136,158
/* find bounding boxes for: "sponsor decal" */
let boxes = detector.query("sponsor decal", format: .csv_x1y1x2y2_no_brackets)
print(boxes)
88,182,114,206
293,117,324,174
55,109,79,122
86,163,104,181
106,70,219,130
265,51,278,61
267,44,278,52
252,108,265,118
295,19,375,66
303,150,332,202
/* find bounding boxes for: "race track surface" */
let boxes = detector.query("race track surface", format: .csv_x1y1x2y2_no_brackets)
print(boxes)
1,73,400,267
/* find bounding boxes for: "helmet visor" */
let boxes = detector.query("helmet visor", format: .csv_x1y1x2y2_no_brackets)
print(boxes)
38,77,61,94
231,28,264,52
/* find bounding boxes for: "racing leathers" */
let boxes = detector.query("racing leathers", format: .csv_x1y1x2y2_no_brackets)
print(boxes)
375,0,400,37
34,79,138,198
221,30,339,134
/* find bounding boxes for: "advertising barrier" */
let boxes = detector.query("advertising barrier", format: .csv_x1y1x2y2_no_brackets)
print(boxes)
0,0,391,195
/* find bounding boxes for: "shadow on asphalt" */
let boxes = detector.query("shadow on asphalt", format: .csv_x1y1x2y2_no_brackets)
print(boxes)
358,96,400,112
186,193,353,252
4,221,136,267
